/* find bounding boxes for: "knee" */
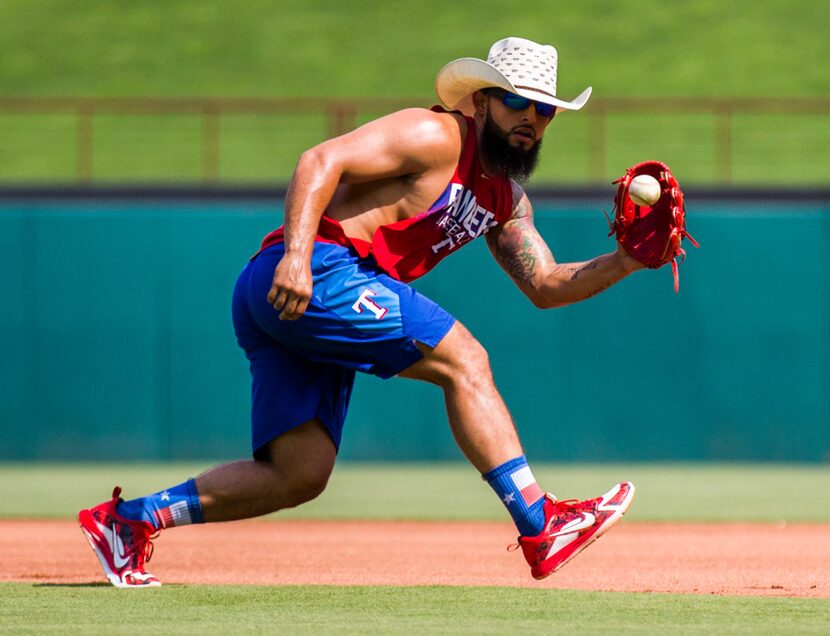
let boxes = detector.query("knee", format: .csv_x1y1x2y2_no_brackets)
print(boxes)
279,462,333,508
259,419,337,510
433,331,493,389
455,337,491,378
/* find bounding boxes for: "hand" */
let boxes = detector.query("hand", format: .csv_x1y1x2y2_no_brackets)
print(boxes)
267,253,312,320
616,243,645,275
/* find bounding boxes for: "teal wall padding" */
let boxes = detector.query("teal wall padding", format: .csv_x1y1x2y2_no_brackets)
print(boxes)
1,196,827,461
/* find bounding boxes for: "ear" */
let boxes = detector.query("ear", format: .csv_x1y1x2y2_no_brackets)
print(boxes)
472,90,488,117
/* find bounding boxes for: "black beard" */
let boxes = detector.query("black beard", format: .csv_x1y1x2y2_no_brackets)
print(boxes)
478,112,542,183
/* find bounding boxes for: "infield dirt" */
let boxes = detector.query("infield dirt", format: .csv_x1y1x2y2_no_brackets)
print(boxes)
2,520,827,597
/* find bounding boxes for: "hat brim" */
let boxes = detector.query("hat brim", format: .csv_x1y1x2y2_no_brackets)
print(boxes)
435,57,591,116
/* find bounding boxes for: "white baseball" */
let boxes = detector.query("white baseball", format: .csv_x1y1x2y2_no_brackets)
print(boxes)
628,174,662,206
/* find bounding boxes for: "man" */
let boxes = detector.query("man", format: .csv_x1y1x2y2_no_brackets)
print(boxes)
79,37,641,588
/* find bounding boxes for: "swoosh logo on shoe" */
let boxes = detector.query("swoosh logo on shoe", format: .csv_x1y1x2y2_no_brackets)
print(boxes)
542,513,598,562
554,513,596,536
96,519,130,569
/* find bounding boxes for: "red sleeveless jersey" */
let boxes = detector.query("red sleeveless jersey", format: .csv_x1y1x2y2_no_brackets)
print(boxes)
257,110,514,283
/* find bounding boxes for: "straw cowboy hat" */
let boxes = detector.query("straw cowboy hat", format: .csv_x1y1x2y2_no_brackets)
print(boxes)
435,36,592,116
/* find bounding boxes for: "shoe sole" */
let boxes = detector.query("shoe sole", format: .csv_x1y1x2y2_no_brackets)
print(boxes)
536,482,637,580
78,512,161,589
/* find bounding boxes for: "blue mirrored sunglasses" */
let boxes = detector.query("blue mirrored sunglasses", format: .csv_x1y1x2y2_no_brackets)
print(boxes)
484,88,556,118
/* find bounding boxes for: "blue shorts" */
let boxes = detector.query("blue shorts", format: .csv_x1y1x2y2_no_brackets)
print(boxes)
232,241,456,457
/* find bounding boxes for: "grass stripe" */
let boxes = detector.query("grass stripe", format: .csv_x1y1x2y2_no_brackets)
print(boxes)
1,462,827,522
0,583,828,635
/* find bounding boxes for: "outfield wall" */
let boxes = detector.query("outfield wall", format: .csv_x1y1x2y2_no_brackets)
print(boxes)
1,192,827,462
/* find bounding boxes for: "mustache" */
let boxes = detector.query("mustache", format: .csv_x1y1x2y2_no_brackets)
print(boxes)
511,125,536,139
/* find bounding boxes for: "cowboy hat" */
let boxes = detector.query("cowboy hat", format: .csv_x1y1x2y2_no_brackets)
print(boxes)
435,37,592,116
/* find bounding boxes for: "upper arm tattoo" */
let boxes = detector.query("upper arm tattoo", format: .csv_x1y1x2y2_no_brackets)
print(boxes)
486,197,554,285
487,219,540,283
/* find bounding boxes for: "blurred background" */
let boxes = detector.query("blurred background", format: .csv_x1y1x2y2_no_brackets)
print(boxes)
1,0,828,464
1,0,827,186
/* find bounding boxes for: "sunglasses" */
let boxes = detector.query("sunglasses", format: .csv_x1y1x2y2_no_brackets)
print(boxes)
484,88,556,119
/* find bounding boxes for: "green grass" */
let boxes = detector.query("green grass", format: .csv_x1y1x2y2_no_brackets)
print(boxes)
1,462,827,522
0,583,828,635
1,0,827,98
2,465,828,633
0,0,828,185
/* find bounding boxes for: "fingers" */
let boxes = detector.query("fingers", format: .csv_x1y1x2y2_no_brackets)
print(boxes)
280,298,311,320
270,284,311,320
269,259,312,320
280,298,303,320
269,285,289,311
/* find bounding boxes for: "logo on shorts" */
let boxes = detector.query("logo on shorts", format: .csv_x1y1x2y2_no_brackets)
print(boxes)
352,289,388,320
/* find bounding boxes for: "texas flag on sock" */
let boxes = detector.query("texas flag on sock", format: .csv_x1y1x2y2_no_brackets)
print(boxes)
510,466,544,506
155,500,194,528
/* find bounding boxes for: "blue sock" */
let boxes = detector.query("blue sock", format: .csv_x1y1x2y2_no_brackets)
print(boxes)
483,456,547,537
116,478,205,530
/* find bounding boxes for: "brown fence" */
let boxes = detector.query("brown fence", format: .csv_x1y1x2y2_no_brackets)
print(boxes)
1,96,828,184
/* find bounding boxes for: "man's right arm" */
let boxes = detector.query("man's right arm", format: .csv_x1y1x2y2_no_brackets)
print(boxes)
265,147,339,320
267,108,463,320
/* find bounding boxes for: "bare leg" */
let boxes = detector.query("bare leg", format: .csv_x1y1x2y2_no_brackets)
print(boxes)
194,322,518,520
194,419,336,522
399,321,523,473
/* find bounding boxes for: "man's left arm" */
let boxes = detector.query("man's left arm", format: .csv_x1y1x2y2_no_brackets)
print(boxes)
485,182,643,309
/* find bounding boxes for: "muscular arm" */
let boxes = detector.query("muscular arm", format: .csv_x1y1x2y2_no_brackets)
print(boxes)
485,182,642,308
269,108,463,319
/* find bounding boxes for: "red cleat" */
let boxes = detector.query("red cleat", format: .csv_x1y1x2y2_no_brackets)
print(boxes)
516,481,635,579
78,487,161,588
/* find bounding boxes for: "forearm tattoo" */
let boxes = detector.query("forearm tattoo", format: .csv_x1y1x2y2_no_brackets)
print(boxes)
557,261,599,281
556,256,619,302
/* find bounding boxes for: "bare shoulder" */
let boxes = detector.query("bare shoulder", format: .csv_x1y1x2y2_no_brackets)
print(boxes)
354,108,465,165
508,179,534,220
381,107,466,138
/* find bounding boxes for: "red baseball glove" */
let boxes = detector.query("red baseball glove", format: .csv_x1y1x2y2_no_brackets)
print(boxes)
607,160,698,292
